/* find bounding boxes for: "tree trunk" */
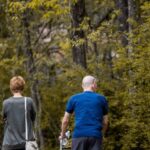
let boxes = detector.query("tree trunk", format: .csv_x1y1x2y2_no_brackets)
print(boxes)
128,0,140,24
103,49,114,79
22,10,44,149
115,0,129,47
0,0,8,38
128,0,140,53
71,0,87,68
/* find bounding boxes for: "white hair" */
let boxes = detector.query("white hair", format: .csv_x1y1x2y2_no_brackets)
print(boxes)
82,75,96,88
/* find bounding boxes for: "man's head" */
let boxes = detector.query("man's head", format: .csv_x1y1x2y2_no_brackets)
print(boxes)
10,76,25,94
82,75,97,91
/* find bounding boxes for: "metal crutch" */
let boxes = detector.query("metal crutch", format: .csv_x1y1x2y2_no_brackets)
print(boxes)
60,139,63,150
60,131,70,150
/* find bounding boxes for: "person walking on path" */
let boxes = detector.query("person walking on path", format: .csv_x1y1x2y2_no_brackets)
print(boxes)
60,75,109,150
1,76,36,150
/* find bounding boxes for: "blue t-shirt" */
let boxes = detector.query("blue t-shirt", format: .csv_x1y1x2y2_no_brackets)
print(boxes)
66,91,108,138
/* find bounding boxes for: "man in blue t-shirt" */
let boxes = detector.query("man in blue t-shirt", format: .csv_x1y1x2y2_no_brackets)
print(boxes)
60,75,109,150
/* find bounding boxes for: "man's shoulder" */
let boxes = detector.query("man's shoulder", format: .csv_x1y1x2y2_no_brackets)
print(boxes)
96,93,106,98
69,93,84,100
72,92,84,97
70,92,106,99
94,93,107,101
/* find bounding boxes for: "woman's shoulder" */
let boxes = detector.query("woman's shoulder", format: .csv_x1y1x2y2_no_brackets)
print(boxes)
26,97,33,103
3,97,34,106
3,97,13,105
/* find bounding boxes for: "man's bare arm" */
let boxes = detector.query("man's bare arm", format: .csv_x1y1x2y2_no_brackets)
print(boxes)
103,115,109,134
60,112,70,138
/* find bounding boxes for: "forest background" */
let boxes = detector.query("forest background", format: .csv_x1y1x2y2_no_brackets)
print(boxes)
0,0,150,149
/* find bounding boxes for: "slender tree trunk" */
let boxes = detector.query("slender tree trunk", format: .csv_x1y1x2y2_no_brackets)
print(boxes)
128,0,140,25
103,48,114,79
71,0,87,68
0,0,8,38
115,0,129,47
127,0,140,112
128,0,140,53
22,10,44,149
116,0,140,48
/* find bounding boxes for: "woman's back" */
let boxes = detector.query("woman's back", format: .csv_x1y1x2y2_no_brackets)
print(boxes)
2,97,36,149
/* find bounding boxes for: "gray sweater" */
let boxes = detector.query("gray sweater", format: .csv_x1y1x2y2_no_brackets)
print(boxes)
2,97,36,149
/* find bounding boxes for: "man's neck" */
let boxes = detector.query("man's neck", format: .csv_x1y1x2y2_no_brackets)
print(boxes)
83,89,94,92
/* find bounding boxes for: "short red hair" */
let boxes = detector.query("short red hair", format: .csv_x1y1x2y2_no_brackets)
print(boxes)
10,76,25,93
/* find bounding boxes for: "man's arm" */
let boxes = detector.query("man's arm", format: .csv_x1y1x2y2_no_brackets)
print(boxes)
103,115,109,135
60,112,71,138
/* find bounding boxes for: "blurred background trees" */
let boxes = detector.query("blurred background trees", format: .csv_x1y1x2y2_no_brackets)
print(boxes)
0,0,150,149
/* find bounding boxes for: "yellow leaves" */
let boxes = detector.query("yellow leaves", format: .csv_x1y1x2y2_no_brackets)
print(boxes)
71,38,85,47
44,0,58,8
43,11,55,20
141,2,150,22
9,2,25,13
64,0,69,4
59,39,71,52
87,30,100,42
141,2,150,11
27,0,44,9
0,56,24,66
41,0,69,19
80,17,90,31
127,18,137,27
8,0,69,19
0,40,7,50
